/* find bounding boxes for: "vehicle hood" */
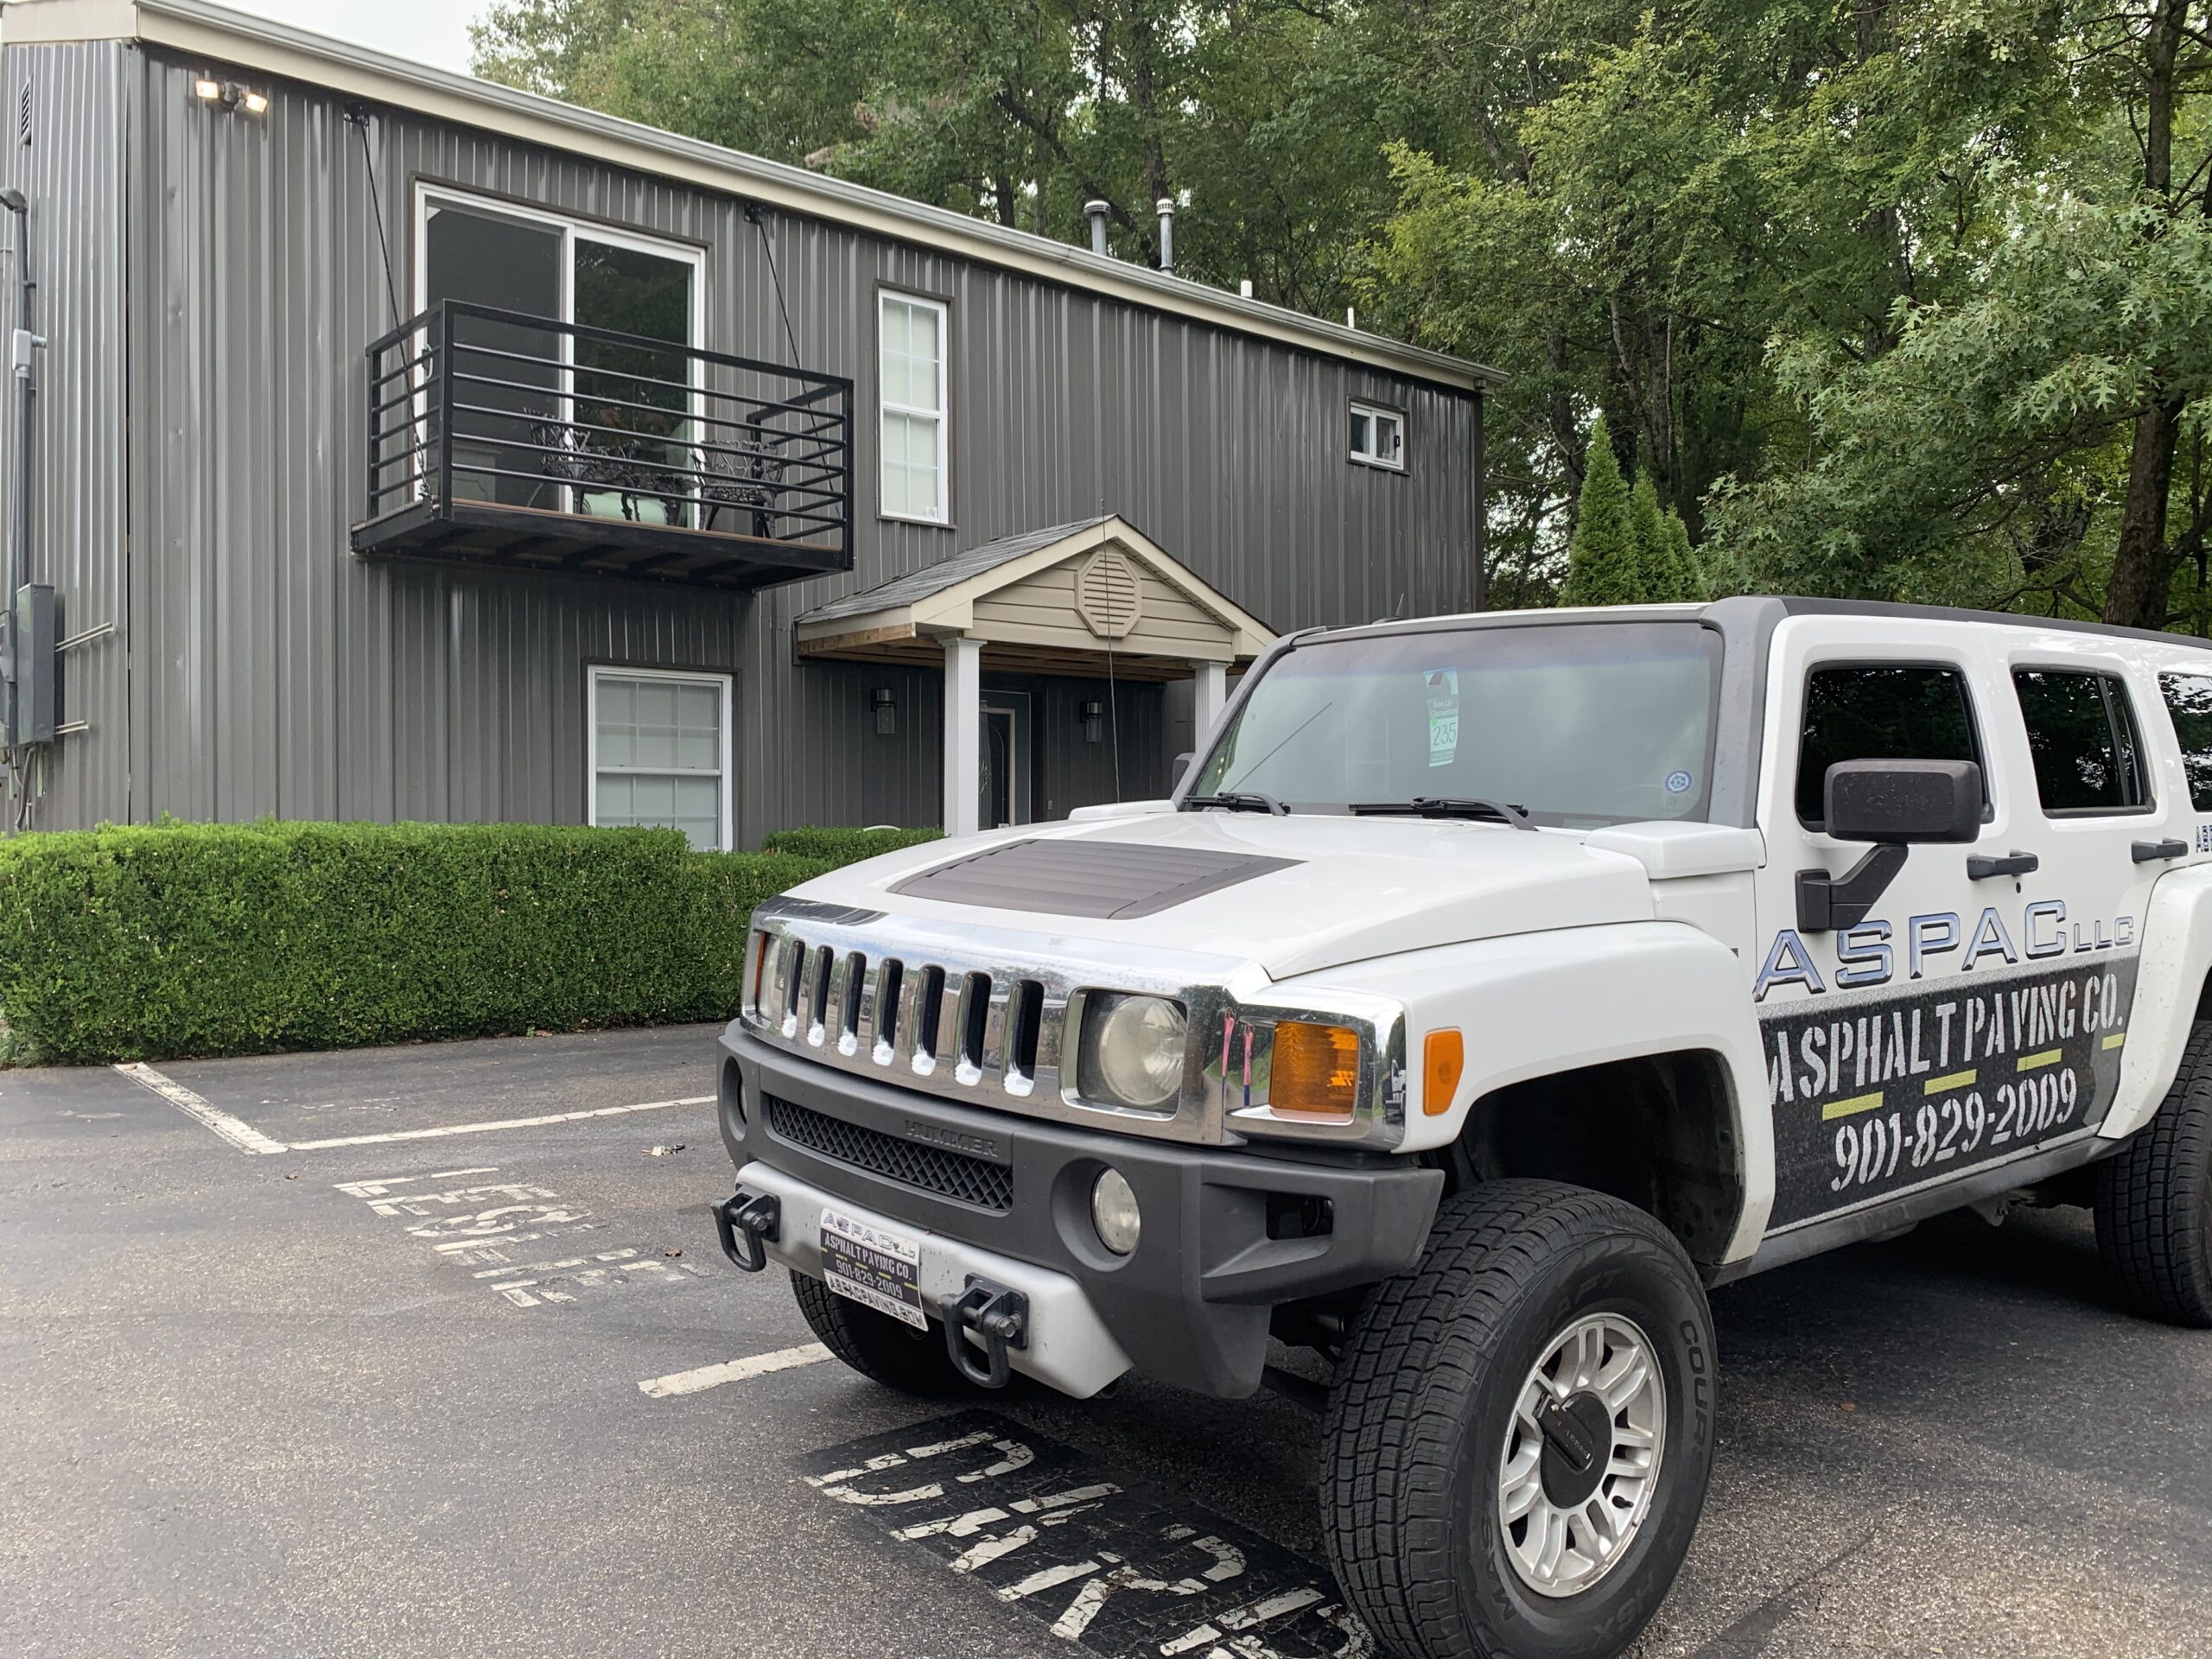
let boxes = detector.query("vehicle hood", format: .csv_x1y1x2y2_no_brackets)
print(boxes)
786,810,1664,980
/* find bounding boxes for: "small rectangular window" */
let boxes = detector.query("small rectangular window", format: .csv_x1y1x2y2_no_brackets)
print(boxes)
1349,401,1404,472
2163,672,2212,810
880,290,948,523
589,666,733,850
1796,663,1983,827
2014,669,2147,815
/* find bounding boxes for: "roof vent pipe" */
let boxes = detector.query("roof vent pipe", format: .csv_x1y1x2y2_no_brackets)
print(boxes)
1155,198,1175,273
1084,199,1111,257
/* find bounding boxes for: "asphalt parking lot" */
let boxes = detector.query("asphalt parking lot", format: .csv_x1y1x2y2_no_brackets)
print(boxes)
3,1025,2209,1659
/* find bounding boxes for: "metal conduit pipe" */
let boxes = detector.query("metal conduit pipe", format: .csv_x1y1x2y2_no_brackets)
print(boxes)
0,186,29,744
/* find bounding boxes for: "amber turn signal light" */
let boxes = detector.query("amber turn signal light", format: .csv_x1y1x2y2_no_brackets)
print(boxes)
1269,1021,1361,1121
1423,1029,1465,1116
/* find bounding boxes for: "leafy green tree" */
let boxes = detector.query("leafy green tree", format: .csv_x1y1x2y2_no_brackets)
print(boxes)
471,0,2212,628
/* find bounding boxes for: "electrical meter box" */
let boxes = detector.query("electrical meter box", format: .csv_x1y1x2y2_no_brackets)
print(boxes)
5,582,54,746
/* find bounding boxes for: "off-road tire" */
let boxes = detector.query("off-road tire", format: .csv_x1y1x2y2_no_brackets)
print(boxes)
2096,1020,2212,1326
790,1270,974,1395
1320,1180,1716,1659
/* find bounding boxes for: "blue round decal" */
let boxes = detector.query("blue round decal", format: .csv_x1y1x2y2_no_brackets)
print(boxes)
1664,770,1694,795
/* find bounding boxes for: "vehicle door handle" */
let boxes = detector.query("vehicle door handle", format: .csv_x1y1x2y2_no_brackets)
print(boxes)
2132,838,2190,864
1967,851,2038,880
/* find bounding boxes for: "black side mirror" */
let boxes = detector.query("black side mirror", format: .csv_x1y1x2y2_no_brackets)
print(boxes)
1171,751,1195,791
1825,759,1981,843
1798,760,1981,933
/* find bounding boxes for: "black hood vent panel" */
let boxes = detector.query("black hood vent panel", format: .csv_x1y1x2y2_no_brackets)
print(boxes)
891,837,1299,919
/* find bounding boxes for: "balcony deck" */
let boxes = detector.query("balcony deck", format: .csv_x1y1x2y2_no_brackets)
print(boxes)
351,302,854,592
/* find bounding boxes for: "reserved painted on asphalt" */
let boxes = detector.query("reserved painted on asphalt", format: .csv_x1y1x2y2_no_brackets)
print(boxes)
801,1411,1370,1658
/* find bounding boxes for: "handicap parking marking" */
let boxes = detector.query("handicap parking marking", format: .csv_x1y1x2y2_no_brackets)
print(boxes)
801,1412,1371,1659
334,1166,705,1309
637,1343,834,1398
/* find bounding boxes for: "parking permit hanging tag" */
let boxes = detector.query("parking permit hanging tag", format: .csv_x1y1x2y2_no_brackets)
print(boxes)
1426,669,1459,768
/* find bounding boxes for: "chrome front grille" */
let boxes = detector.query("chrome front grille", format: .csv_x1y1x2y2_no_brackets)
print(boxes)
752,918,1063,1100
740,897,1250,1143
738,895,1411,1149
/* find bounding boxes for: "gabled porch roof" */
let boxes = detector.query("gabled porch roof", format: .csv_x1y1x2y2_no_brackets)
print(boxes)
795,515,1274,683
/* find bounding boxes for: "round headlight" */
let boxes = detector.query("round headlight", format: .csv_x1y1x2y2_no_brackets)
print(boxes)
1091,1167,1141,1255
1079,994,1188,1110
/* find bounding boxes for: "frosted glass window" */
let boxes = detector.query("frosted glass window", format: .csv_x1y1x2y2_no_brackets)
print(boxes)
590,669,730,849
880,292,947,522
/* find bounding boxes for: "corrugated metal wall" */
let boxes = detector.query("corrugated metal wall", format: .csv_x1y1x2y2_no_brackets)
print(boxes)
28,40,1476,842
0,43,132,830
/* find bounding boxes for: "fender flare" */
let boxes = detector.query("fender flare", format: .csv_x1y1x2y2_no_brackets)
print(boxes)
1283,922,1773,1262
2104,863,2212,1141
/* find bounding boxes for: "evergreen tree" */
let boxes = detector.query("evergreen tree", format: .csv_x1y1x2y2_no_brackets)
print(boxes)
1629,472,1675,601
1667,511,1707,602
1560,416,1638,607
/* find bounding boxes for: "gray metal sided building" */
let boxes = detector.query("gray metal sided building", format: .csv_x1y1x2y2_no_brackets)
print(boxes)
0,0,1494,848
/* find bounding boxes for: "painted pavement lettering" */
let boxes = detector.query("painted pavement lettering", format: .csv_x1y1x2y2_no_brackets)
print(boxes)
801,1411,1370,1659
334,1167,705,1306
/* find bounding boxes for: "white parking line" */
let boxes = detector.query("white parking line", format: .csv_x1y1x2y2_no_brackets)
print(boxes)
113,1062,288,1155
638,1343,833,1399
286,1096,711,1150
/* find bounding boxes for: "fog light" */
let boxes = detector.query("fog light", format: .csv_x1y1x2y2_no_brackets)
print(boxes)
1091,1167,1141,1255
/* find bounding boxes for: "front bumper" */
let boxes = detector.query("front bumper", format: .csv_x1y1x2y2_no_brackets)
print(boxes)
717,1024,1443,1398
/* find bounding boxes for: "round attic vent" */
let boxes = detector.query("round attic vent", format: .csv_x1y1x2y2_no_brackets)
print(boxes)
1075,547,1142,639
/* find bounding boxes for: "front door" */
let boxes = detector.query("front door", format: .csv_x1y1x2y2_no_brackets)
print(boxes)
1749,617,2155,1242
980,693,1032,830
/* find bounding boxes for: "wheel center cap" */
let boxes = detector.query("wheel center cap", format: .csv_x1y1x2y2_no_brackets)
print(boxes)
1536,1391,1612,1510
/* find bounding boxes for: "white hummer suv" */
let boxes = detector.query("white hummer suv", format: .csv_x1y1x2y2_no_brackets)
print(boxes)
713,597,2212,1659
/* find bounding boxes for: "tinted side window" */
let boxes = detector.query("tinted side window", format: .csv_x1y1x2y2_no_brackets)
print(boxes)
2161,672,2212,810
1796,664,1980,825
2014,670,2146,814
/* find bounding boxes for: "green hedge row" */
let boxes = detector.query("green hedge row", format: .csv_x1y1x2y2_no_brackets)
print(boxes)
0,818,935,1066
761,824,944,861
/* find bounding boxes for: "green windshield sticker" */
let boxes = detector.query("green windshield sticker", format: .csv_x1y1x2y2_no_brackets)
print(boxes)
1426,669,1459,767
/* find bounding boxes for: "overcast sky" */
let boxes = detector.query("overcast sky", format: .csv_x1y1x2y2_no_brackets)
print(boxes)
230,0,488,76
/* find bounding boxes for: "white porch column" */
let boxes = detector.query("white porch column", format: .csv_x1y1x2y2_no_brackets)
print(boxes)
1192,660,1229,742
942,634,983,836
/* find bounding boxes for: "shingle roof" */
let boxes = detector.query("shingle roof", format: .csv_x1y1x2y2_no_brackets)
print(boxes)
798,516,1121,624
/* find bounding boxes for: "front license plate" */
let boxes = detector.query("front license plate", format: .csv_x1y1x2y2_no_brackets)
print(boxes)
820,1207,926,1329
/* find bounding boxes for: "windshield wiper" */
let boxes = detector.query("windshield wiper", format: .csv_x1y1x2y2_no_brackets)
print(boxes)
1185,790,1290,816
1349,797,1535,831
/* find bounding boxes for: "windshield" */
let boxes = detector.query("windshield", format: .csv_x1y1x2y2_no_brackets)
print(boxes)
1190,621,1723,827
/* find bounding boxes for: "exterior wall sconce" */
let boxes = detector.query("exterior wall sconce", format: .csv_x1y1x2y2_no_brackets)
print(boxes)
871,687,897,736
194,77,270,115
1080,700,1105,744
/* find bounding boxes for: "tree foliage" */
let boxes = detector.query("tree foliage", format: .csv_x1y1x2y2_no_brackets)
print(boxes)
1561,416,1638,604
473,0,2212,628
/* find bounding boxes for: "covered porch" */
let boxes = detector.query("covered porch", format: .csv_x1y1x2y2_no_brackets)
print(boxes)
796,516,1274,833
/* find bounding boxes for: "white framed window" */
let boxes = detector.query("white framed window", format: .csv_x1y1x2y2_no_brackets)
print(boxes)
880,290,950,523
1349,401,1407,472
588,666,734,851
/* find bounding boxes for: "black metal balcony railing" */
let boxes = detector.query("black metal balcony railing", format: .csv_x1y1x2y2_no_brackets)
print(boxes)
352,301,855,590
